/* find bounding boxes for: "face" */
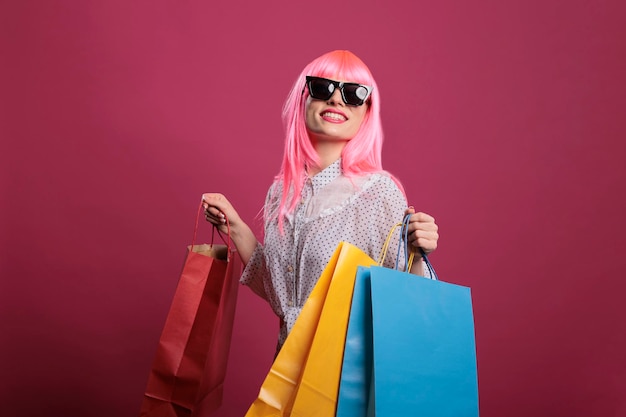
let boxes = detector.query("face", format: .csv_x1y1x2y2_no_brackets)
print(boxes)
304,77,369,142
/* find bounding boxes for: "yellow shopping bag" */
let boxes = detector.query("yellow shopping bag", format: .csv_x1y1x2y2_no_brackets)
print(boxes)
289,243,376,416
245,242,377,417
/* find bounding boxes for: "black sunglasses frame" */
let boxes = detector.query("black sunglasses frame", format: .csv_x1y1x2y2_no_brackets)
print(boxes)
304,76,372,106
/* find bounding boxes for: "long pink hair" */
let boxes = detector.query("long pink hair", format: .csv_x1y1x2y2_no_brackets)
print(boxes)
272,50,402,230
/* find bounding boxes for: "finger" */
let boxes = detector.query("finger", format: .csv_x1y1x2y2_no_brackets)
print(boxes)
204,205,226,221
407,220,438,235
205,216,226,225
204,214,219,225
407,235,437,253
411,229,439,242
412,211,435,223
201,193,214,209
416,238,437,253
204,205,225,218
202,193,225,209
408,234,438,250
204,209,222,218
205,212,226,222
415,221,439,232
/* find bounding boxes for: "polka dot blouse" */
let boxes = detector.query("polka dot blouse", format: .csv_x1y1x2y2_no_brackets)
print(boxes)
240,159,424,350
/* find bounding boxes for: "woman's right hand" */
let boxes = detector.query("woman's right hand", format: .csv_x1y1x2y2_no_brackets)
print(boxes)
201,193,258,265
201,193,240,234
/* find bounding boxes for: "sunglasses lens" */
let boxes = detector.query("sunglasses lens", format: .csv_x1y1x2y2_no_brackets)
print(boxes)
343,84,370,106
308,78,334,100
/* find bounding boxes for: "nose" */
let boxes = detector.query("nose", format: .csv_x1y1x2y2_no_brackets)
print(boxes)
327,87,344,106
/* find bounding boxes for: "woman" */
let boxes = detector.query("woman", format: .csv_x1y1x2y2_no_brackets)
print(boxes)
202,50,439,351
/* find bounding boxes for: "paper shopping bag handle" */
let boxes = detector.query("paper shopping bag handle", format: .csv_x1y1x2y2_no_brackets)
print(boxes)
377,221,404,266
378,216,416,270
190,200,232,261
378,215,438,280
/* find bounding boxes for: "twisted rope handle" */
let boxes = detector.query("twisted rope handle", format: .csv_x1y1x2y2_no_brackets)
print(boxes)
378,214,438,280
190,200,232,261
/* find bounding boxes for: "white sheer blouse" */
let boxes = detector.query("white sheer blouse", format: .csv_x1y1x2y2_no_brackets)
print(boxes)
240,159,423,350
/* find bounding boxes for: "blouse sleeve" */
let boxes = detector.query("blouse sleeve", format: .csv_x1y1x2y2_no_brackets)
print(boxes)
239,242,270,301
369,174,431,278
238,183,275,301
373,174,410,270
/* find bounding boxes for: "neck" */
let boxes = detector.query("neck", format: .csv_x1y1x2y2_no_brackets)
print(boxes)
308,138,347,176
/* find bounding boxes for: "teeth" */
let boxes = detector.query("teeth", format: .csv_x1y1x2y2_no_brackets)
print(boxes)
322,112,346,121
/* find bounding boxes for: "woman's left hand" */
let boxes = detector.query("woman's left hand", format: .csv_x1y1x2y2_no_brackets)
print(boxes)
404,207,439,256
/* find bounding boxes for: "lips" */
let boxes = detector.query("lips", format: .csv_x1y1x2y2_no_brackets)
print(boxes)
321,110,347,122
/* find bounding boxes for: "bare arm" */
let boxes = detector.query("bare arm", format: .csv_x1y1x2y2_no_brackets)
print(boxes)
202,193,258,265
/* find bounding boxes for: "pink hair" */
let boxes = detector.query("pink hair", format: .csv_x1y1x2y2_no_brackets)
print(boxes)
272,50,403,230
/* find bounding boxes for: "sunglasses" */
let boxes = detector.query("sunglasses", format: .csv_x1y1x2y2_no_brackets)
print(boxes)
305,76,372,106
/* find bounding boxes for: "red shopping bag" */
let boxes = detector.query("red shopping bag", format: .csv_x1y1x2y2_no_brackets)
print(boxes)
140,202,240,417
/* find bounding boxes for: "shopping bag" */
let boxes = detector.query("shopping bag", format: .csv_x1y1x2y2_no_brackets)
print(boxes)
336,220,406,417
289,244,377,417
369,264,478,416
368,215,478,416
140,202,239,417
338,215,479,417
335,266,374,417
245,242,376,417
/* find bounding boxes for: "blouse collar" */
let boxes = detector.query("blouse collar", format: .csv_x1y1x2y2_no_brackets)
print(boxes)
309,158,342,193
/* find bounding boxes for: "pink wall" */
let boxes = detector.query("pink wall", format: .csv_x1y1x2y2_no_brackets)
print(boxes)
2,1,625,416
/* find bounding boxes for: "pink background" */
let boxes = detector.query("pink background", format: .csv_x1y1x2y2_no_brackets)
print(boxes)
2,1,625,416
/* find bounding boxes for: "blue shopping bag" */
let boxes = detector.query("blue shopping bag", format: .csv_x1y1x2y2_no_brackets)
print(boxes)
337,215,479,416
369,265,479,416
336,266,374,417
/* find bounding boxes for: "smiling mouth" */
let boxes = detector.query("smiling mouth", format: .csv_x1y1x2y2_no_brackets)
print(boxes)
321,111,347,122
